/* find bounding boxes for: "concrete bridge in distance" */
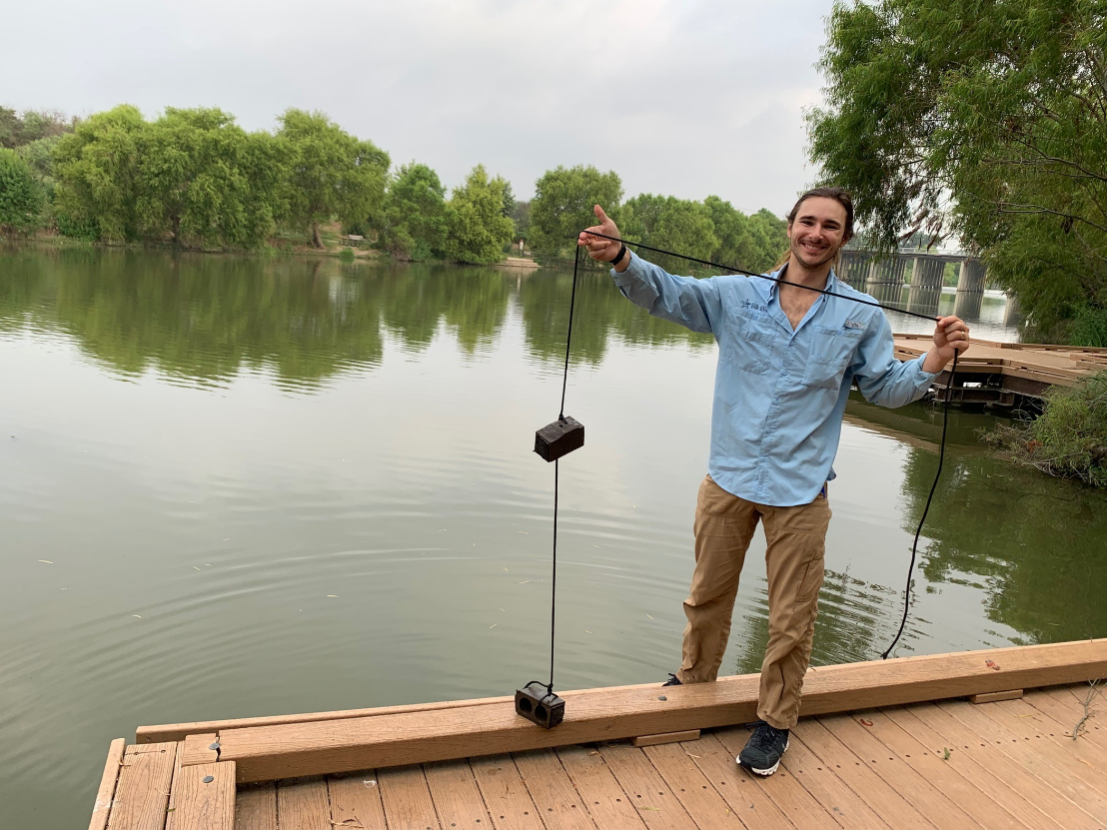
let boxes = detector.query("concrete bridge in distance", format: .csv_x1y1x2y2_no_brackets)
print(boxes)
837,249,1017,323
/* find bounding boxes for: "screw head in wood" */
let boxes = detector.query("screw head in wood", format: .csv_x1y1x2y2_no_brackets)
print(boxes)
202,775,214,783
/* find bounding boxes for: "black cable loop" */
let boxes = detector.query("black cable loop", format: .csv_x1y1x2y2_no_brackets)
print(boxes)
547,233,956,680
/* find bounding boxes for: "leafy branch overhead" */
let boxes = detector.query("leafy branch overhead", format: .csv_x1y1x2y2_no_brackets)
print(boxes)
808,0,1106,344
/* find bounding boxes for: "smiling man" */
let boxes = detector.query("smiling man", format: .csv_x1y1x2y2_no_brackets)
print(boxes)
578,186,969,776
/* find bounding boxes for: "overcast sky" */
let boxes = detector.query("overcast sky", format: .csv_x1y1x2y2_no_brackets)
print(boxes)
3,0,834,215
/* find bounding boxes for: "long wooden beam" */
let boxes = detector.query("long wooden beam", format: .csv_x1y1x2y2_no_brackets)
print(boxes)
209,639,1104,783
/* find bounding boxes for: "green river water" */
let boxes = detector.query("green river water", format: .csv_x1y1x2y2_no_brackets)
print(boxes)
0,246,1105,828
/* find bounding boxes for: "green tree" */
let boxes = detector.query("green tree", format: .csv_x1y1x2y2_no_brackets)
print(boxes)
0,148,43,233
276,109,389,248
444,165,514,265
529,165,623,264
136,107,285,248
745,208,788,272
52,104,147,241
376,162,449,260
808,0,1106,344
621,194,719,275
15,135,64,201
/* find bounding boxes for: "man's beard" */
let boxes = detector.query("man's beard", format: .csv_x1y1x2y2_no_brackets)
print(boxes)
793,242,838,270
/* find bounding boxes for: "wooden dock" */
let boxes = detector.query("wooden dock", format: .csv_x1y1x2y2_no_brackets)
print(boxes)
91,640,1106,830
893,335,1106,406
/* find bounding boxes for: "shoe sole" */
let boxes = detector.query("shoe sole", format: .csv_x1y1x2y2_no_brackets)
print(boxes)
736,739,788,777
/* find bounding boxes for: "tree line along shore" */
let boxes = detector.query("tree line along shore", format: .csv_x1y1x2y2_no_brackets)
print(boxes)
0,105,788,276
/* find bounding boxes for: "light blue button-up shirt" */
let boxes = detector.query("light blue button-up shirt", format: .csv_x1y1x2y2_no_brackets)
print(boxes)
612,251,939,507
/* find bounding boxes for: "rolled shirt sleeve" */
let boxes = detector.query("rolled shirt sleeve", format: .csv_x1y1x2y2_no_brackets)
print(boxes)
853,313,940,408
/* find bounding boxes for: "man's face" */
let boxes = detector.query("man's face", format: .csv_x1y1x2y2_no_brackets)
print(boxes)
787,197,850,270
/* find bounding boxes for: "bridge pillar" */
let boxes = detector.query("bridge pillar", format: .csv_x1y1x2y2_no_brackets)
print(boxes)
1004,293,1022,327
865,255,904,306
908,257,945,313
954,259,986,320
837,251,871,291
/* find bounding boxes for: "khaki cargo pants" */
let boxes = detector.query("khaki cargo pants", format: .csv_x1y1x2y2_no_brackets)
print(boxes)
676,475,831,729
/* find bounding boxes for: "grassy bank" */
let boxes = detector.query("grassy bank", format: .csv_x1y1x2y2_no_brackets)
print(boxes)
982,372,1107,488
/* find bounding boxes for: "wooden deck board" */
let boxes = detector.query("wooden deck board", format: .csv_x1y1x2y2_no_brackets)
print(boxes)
1022,687,1106,748
422,760,493,830
275,777,331,831
89,738,126,831
888,704,1065,831
597,743,697,830
945,698,1107,797
639,741,745,829
553,745,646,830
107,742,178,831
377,764,441,830
166,761,236,830
993,696,1107,775
791,720,934,829
234,783,277,830
931,700,1105,825
816,712,982,829
511,748,596,830
703,726,838,829
469,754,544,830
326,770,388,831
849,708,1025,829
773,725,891,830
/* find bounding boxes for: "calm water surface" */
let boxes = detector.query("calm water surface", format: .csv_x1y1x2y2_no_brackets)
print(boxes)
0,247,1105,828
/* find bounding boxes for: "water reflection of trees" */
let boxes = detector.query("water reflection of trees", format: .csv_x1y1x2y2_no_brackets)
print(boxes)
0,249,518,388
728,396,1106,674
515,270,714,366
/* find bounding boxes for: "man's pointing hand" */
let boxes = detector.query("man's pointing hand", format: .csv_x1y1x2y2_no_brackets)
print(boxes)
578,205,623,264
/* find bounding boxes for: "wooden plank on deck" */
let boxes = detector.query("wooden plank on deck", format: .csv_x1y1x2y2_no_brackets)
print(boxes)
89,738,126,830
378,764,441,830
933,699,1105,824
275,777,331,830
816,712,981,829
326,770,388,831
107,742,178,831
511,748,595,830
791,719,932,829
703,726,836,829
553,746,646,830
846,708,1025,829
166,761,236,830
640,741,744,829
889,704,1065,831
422,759,492,830
993,696,1106,776
234,782,277,830
1023,687,1107,750
182,733,219,766
597,742,696,830
470,754,543,830
215,639,1106,782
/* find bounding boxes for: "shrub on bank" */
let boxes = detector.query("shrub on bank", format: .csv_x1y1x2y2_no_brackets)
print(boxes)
982,372,1107,488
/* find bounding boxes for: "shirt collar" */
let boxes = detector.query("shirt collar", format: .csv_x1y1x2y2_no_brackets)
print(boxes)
766,264,838,301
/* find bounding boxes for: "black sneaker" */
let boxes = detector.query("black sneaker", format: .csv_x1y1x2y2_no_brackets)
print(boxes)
662,673,683,686
736,721,790,776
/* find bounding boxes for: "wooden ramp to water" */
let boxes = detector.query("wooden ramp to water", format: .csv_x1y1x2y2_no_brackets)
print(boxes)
893,335,1106,405
92,640,1106,830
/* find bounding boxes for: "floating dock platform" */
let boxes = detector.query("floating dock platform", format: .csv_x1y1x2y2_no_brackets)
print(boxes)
893,335,1106,406
91,639,1106,829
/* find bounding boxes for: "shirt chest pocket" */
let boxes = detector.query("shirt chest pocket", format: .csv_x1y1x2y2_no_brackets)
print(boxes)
724,306,781,375
804,326,863,389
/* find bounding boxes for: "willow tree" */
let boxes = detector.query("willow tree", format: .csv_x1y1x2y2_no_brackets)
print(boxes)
277,109,390,249
808,0,1106,344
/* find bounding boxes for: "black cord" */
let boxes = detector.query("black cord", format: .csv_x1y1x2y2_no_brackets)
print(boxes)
585,231,960,662
881,352,959,659
585,230,942,323
545,248,582,693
